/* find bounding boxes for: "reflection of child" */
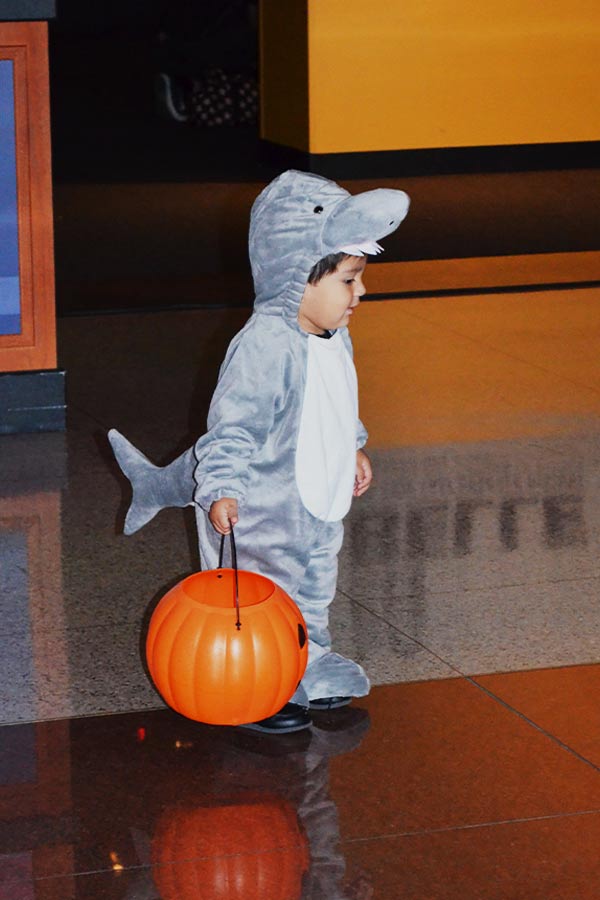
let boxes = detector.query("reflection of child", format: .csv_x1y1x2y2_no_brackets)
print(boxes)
109,170,409,734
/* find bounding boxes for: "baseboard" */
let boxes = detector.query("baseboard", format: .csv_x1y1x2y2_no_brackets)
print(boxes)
0,369,66,433
260,140,600,179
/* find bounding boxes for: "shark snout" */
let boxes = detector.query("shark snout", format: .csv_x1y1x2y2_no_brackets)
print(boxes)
322,189,410,254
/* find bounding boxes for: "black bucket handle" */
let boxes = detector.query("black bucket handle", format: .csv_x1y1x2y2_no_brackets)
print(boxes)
218,526,241,630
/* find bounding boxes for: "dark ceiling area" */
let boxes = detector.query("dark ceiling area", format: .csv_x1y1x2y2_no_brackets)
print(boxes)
48,0,265,183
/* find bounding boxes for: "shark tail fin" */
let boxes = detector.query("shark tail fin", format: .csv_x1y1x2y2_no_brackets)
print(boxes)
108,429,162,535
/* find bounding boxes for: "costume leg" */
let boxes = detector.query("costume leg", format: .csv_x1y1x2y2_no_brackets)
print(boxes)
294,520,342,667
290,520,370,703
195,507,369,704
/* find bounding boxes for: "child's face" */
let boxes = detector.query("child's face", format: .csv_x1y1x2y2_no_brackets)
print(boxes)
297,256,367,334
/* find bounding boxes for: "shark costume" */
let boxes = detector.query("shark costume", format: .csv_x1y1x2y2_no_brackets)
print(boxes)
109,170,410,713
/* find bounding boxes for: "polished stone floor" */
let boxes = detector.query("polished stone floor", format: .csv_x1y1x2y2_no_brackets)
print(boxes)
2,287,600,898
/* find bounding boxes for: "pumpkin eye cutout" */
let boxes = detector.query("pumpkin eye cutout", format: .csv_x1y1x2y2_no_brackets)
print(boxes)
313,205,323,214
298,624,307,649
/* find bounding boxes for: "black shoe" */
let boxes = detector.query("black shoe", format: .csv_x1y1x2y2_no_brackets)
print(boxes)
309,696,352,711
238,702,311,734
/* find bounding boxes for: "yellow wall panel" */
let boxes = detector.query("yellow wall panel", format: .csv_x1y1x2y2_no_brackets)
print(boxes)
307,1,600,152
308,1,600,152
257,0,600,153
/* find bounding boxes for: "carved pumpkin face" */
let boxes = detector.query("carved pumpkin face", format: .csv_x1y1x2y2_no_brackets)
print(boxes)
146,569,308,725
152,797,309,900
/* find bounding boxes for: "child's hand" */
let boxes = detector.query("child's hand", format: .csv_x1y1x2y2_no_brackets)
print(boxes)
354,449,373,497
209,498,239,534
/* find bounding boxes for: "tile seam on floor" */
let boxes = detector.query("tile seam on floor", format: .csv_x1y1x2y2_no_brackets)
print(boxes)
340,807,600,846
465,675,600,774
0,702,167,728
6,810,600,886
65,400,110,429
358,570,600,601
396,301,600,401
336,587,465,678
14,845,312,885
338,589,600,773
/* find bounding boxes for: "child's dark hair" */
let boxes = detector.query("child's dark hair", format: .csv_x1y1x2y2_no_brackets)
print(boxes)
307,251,348,285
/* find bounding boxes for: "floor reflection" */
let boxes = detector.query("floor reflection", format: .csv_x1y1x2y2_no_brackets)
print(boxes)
0,433,71,724
337,433,600,677
0,719,74,894
3,291,600,896
0,705,370,900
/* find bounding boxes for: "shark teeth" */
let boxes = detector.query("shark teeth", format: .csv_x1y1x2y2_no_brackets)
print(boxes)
336,240,384,257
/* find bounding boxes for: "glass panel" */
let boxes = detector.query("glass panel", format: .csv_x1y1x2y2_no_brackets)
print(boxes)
0,59,20,337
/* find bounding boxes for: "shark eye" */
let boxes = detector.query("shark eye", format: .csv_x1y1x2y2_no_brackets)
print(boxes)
313,205,323,214
389,220,395,225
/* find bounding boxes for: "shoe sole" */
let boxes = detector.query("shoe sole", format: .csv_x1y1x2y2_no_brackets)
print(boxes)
237,720,312,734
309,698,352,711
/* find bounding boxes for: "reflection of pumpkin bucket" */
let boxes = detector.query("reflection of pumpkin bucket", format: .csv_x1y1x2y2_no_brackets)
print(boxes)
152,798,309,900
146,532,308,725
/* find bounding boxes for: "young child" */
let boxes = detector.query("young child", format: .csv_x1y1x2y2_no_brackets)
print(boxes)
109,170,410,733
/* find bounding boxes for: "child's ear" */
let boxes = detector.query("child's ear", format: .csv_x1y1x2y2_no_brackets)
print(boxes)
299,282,315,304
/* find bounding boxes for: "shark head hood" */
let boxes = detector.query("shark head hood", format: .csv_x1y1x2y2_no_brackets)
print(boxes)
249,170,410,325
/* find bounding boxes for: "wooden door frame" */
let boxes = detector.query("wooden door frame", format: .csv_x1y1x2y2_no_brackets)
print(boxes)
0,21,55,373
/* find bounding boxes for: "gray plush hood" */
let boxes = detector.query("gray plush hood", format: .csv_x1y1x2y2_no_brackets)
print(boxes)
249,170,410,324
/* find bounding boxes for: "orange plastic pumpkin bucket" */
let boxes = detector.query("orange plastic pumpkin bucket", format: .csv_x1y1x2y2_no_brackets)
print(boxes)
146,532,308,725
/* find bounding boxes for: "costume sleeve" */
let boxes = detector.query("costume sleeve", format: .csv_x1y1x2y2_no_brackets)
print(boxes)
356,416,368,451
193,327,287,509
340,328,368,450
